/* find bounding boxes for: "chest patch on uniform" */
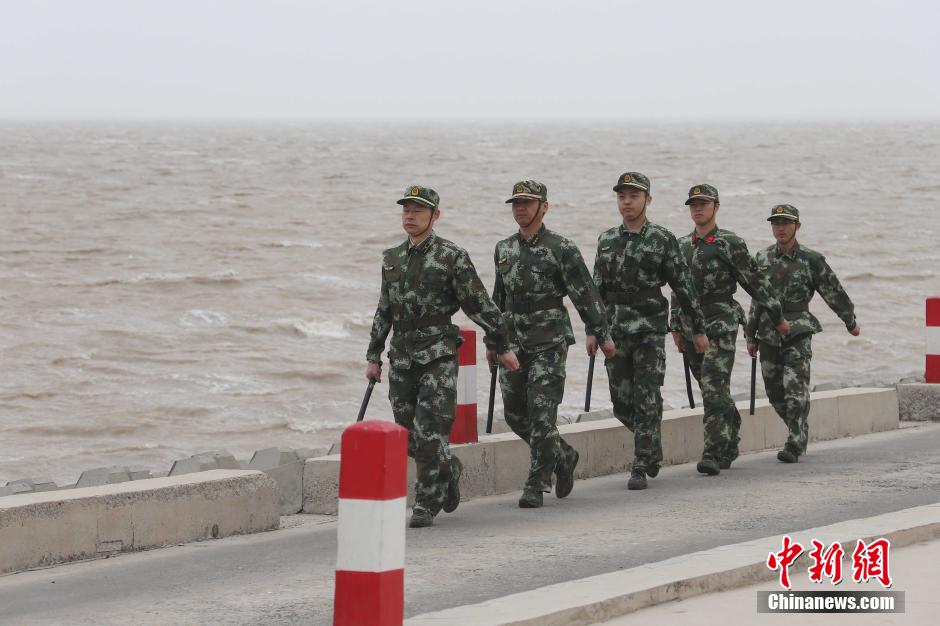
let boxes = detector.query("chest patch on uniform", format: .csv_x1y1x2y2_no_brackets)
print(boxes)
498,257,508,264
384,265,395,271
600,246,611,251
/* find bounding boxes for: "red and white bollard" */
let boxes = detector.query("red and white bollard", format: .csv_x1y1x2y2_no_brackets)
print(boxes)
927,297,940,384
334,420,407,626
452,327,478,444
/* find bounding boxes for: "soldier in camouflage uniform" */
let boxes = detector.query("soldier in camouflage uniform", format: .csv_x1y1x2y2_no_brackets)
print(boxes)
746,204,859,463
670,184,789,476
366,185,519,528
485,180,614,508
592,172,710,490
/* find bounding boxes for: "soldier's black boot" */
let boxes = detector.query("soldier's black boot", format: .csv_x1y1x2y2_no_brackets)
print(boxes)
555,449,579,499
646,464,660,478
719,458,732,470
777,449,798,463
518,488,543,508
442,457,463,513
409,507,434,528
697,458,720,476
627,468,648,490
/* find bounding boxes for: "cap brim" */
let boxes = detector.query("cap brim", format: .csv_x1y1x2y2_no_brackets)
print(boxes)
685,195,718,205
505,193,544,203
613,183,649,192
397,196,436,208
768,215,799,222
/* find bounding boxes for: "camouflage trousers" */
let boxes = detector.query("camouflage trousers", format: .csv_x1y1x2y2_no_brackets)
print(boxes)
499,342,575,492
388,355,458,516
605,332,666,472
759,335,812,456
685,331,742,463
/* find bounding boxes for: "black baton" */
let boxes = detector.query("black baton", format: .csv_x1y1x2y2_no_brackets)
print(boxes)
585,353,596,412
357,378,376,422
486,364,497,434
749,355,757,416
682,351,695,409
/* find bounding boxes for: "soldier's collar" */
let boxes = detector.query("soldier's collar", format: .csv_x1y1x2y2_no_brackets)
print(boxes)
619,219,649,237
691,225,719,245
774,241,800,258
517,223,546,246
408,231,437,254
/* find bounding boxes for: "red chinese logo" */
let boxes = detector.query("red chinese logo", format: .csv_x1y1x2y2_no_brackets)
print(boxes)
767,535,804,589
851,538,892,588
808,540,845,585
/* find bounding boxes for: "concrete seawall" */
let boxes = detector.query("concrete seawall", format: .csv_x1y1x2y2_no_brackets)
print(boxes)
304,387,899,514
0,470,279,575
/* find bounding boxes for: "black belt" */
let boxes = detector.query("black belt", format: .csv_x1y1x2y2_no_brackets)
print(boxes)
393,313,451,332
700,292,735,306
504,296,564,314
605,287,663,305
783,301,809,313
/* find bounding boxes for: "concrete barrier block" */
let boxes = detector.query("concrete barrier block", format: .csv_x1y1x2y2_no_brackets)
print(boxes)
736,400,768,453
490,432,534,494
128,467,153,481
807,393,840,442
0,484,32,498
0,470,278,575
5,479,56,494
577,419,632,477
452,440,497,499
661,410,702,465
194,450,240,470
76,466,132,488
896,383,940,421
249,447,299,470
302,455,340,514
168,457,204,476
296,447,330,460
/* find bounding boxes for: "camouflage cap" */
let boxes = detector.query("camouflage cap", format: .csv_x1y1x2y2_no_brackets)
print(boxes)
768,204,800,222
505,180,547,204
397,185,439,209
685,183,720,205
613,172,651,193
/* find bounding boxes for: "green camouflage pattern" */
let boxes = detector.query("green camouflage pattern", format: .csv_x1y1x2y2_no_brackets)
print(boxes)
397,184,440,209
499,343,577,492
685,331,742,463
388,355,459,515
486,224,611,353
767,204,800,221
612,172,651,192
746,243,856,346
604,332,666,472
670,226,783,338
685,183,720,204
505,180,548,203
758,336,812,457
367,232,509,367
595,220,706,336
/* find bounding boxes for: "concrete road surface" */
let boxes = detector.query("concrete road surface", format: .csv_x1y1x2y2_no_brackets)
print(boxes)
1,422,938,625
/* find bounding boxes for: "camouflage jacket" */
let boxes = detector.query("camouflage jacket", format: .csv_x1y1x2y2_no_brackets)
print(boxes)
366,232,510,369
745,243,856,346
593,220,706,337
670,226,784,339
485,225,611,353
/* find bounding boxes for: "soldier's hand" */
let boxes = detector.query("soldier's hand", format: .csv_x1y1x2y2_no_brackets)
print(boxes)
747,341,758,358
775,319,791,337
366,361,382,383
671,331,685,353
849,322,861,336
692,334,710,354
599,339,616,359
486,349,498,368
497,351,520,372
585,335,598,356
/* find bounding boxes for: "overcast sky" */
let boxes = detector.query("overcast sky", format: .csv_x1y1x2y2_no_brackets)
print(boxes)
2,0,938,120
